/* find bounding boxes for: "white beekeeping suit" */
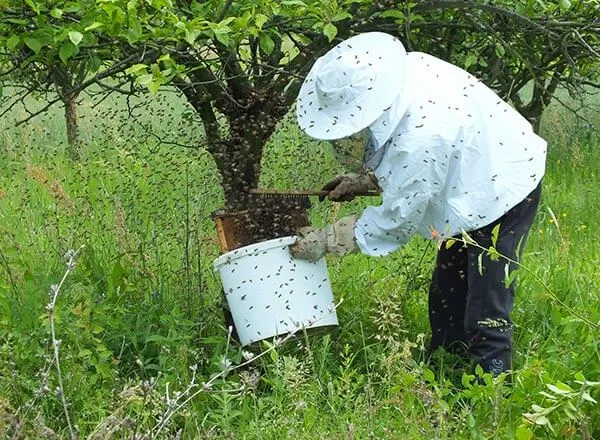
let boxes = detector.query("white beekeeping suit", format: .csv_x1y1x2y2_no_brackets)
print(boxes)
293,31,546,377
296,33,546,256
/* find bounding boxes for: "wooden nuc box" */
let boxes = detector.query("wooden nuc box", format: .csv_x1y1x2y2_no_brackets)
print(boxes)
212,193,312,253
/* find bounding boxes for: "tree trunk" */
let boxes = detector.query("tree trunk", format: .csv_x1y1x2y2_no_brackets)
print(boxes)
218,130,266,211
210,106,279,212
516,94,546,134
63,93,80,161
530,114,542,134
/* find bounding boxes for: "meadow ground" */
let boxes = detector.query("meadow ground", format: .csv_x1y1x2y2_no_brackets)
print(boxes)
0,90,598,439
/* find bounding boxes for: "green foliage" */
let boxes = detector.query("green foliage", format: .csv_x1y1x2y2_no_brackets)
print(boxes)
520,374,599,436
0,0,348,91
2,0,598,128
0,88,599,438
369,0,600,128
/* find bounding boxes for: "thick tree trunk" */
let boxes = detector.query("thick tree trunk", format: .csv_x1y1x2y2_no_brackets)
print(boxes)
530,114,542,134
515,95,546,134
218,116,269,211
218,155,259,210
63,93,80,161
205,102,281,211
175,75,289,211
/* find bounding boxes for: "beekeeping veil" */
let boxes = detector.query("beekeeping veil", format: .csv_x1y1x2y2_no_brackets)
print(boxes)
296,32,413,156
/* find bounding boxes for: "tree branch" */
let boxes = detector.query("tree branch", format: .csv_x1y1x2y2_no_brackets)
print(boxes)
269,35,331,109
9,48,159,125
414,0,558,37
93,79,138,95
14,95,63,126
216,0,234,22
0,89,33,119
173,78,222,156
214,42,253,102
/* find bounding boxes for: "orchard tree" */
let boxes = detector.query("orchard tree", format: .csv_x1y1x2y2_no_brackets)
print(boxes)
366,0,600,130
0,0,343,197
1,0,599,208
0,1,109,159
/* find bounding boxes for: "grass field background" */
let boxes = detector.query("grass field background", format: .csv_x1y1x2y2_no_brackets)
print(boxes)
0,88,599,439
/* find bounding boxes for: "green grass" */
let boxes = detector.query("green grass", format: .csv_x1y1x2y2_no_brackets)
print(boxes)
0,91,599,439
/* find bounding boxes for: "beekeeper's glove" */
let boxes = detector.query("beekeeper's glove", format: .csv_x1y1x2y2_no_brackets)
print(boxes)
320,172,379,202
290,216,358,262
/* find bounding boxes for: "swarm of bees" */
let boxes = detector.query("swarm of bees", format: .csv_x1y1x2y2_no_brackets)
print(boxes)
213,193,311,252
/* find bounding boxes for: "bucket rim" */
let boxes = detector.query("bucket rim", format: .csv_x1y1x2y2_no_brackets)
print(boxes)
213,235,299,269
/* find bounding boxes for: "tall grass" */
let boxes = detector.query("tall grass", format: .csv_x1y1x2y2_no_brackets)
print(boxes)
0,90,598,439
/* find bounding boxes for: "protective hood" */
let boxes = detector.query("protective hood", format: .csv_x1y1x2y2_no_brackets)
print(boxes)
367,54,417,150
296,32,408,142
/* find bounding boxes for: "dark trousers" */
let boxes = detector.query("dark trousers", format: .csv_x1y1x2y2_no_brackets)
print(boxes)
428,183,542,375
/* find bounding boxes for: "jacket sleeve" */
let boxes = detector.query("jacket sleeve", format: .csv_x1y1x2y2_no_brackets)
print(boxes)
354,127,452,256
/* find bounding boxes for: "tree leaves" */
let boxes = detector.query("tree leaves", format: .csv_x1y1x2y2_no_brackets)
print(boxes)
84,22,104,32
259,33,275,55
254,13,269,29
125,64,148,75
380,9,405,19
6,35,20,51
50,8,64,19
559,0,572,11
494,42,506,58
211,24,232,46
463,54,478,69
24,0,41,14
323,23,337,42
59,41,79,64
24,37,43,54
68,31,84,46
1,0,598,150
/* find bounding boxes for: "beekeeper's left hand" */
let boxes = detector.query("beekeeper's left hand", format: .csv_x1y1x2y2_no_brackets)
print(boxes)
290,216,358,262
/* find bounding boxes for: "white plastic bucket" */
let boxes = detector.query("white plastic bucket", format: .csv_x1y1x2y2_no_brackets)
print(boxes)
213,236,339,346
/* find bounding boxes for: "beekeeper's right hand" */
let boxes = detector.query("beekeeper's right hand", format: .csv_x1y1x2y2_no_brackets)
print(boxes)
320,172,380,202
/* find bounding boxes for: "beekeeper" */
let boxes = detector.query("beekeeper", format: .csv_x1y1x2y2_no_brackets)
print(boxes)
290,32,546,376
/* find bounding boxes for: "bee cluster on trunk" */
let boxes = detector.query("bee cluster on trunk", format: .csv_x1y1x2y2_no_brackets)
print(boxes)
212,194,311,253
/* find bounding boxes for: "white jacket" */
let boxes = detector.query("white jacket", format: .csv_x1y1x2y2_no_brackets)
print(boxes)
355,52,547,256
